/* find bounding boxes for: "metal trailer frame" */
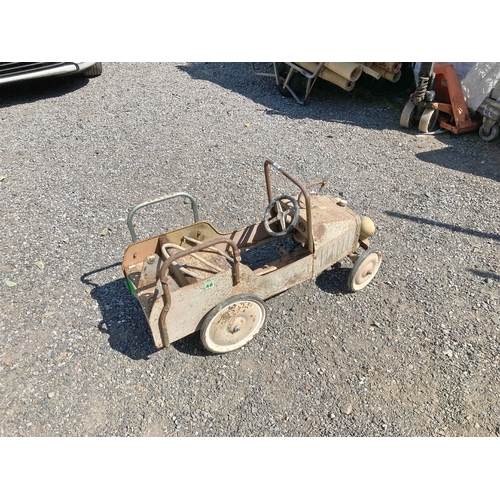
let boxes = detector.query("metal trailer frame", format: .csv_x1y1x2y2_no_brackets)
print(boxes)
251,63,325,104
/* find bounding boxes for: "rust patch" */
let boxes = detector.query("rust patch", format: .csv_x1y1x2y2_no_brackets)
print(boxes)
314,223,325,241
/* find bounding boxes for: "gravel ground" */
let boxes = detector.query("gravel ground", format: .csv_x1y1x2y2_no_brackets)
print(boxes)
0,62,499,437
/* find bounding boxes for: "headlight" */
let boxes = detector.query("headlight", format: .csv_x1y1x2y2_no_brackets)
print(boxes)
360,216,375,239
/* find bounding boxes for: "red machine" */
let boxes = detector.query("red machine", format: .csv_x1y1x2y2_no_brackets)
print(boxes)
400,62,480,134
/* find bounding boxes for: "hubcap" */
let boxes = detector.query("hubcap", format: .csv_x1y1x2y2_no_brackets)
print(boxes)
207,301,264,349
354,253,380,287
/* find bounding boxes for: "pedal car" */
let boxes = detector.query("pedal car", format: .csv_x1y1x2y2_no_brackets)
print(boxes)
122,159,382,354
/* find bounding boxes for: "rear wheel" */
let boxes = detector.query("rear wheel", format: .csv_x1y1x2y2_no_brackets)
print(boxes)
418,108,439,133
200,294,267,353
479,123,499,142
400,101,417,128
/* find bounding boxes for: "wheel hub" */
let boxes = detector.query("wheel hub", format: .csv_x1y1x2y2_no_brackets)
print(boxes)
230,318,244,333
347,249,382,292
354,253,379,286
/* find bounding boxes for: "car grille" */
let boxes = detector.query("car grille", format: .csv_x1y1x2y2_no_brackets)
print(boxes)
0,62,68,78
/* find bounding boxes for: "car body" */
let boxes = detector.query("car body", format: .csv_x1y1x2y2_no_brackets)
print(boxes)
122,159,382,354
0,62,102,85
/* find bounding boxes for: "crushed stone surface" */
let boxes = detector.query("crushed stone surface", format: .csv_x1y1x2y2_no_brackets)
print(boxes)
0,62,499,437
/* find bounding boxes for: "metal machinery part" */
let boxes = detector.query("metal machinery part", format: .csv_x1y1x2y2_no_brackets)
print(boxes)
400,62,436,132
200,294,267,353
400,100,417,129
418,108,439,134
347,249,382,292
251,62,405,103
479,122,500,142
263,195,300,237
477,83,500,142
400,63,480,134
251,62,325,104
276,63,325,104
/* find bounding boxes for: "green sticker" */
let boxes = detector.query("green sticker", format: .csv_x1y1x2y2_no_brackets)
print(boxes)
125,277,137,296
203,279,215,290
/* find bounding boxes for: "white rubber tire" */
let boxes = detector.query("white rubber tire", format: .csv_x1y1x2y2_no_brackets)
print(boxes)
347,249,382,292
200,294,267,354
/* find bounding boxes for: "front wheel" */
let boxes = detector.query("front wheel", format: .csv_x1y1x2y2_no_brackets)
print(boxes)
418,108,439,133
347,249,382,292
200,294,267,354
400,100,417,129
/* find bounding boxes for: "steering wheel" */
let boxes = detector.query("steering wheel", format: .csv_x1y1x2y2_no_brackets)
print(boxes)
263,195,300,237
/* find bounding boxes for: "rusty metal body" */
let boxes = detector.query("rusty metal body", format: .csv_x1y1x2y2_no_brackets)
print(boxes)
122,160,375,350
431,63,480,134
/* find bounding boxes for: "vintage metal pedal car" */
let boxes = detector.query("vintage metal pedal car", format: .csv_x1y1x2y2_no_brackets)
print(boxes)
122,160,381,354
